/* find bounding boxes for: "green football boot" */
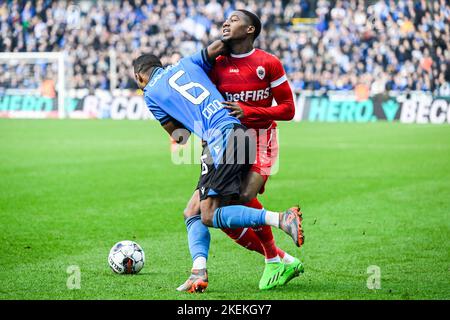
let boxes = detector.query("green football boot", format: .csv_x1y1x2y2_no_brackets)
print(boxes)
277,258,304,286
259,262,286,290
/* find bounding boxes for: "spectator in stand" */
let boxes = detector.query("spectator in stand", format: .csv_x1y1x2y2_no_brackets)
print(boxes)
0,0,448,96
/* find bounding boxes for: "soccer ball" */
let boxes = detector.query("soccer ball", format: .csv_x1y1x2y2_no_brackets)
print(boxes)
108,240,145,274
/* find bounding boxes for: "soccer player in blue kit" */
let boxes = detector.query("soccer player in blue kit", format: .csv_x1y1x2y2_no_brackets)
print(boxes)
133,40,303,293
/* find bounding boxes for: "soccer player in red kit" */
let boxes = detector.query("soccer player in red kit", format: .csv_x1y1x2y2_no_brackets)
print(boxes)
178,10,304,292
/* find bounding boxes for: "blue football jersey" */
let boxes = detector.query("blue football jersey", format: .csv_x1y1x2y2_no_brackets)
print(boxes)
143,49,240,148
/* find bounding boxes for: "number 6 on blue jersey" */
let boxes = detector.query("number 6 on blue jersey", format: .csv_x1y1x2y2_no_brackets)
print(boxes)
169,70,211,105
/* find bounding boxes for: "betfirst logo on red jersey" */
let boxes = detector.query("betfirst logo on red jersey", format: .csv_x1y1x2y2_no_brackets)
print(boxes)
224,87,271,102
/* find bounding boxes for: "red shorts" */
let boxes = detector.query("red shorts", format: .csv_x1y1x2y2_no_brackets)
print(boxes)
250,123,279,194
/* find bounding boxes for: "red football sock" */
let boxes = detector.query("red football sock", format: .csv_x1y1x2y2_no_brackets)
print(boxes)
277,248,286,259
221,228,265,255
244,198,280,260
222,227,286,258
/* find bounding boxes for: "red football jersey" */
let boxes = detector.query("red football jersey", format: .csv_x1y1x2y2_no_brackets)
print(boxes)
210,48,290,129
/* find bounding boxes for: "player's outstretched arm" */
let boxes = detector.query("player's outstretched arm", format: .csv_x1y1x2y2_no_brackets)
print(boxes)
162,120,191,145
205,40,230,64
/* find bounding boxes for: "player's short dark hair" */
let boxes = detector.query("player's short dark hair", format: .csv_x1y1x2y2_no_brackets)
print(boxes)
133,54,162,75
237,9,262,40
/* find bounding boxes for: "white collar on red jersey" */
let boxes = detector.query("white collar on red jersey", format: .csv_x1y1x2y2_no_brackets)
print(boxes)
230,49,256,58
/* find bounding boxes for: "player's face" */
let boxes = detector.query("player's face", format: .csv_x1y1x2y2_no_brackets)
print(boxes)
222,11,254,41
134,72,149,90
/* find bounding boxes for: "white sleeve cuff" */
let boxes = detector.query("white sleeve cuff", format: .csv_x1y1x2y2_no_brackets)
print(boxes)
270,74,287,88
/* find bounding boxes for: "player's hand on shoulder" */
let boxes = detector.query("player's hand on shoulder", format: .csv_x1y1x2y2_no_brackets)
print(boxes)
223,101,244,119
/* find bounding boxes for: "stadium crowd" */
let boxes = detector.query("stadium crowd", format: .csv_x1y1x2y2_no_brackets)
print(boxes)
0,0,449,95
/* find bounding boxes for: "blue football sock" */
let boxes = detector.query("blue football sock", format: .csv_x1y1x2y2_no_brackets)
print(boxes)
212,205,266,229
185,215,210,262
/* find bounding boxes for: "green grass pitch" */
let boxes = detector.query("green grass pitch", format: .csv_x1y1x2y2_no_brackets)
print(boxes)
0,119,449,300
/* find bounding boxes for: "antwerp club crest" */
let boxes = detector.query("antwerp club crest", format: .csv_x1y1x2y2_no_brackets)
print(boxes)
256,66,265,80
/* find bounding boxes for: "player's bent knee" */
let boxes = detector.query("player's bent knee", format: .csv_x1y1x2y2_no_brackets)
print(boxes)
239,191,255,204
200,212,213,227
199,197,220,227
183,190,201,219
183,206,199,219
